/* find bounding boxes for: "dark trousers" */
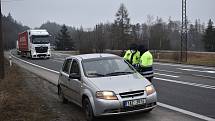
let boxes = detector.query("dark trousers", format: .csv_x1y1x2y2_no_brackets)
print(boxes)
138,66,154,82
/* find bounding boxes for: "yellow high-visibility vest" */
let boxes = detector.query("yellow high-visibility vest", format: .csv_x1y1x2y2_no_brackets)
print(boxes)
140,51,153,67
123,50,140,65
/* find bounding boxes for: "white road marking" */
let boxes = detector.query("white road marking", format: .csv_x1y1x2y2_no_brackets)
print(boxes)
154,69,182,74
158,102,215,121
155,69,215,79
193,74,215,79
178,68,215,74
52,53,61,57
51,59,64,63
154,77,215,90
11,51,215,121
10,52,60,74
154,73,179,78
53,52,71,56
205,71,215,74
54,58,65,61
155,62,215,70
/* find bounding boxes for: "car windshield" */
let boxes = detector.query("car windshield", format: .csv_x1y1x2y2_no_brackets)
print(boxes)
32,35,50,44
82,57,136,77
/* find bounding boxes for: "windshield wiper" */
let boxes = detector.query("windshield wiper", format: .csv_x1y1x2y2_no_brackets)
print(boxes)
87,73,105,77
105,71,134,76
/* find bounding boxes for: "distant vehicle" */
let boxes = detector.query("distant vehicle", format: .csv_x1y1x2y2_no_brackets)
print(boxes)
16,40,21,55
58,53,157,121
18,29,51,59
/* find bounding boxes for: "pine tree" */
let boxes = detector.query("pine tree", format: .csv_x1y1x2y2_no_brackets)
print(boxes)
203,19,215,52
56,24,74,50
114,3,131,50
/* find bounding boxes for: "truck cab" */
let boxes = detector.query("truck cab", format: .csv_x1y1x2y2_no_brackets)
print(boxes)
18,29,51,59
30,30,51,58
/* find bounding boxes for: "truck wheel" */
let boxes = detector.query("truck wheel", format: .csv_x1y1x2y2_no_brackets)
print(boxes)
27,52,31,59
30,52,33,59
21,52,24,57
83,98,95,121
58,86,68,104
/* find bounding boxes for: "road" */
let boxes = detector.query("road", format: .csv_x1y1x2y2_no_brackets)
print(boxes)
153,62,215,119
10,50,215,121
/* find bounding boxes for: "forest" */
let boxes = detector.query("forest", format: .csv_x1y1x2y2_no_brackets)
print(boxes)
2,4,215,53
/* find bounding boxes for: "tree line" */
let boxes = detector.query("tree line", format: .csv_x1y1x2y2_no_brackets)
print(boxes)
51,3,214,53
2,3,215,52
2,13,29,50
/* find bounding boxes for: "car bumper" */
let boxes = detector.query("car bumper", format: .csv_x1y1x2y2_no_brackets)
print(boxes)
93,92,157,116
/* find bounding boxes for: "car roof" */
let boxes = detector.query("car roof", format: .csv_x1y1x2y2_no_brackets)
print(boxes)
66,53,119,61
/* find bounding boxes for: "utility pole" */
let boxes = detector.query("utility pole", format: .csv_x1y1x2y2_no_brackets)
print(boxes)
181,0,188,62
0,0,4,79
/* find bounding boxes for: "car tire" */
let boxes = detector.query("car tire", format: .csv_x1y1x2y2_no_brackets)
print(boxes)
58,86,68,104
83,98,95,121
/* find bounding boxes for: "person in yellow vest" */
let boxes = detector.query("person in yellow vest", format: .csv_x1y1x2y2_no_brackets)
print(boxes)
138,45,154,82
123,44,140,68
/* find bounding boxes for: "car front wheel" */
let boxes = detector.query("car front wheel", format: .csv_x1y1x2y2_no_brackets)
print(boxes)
83,98,95,121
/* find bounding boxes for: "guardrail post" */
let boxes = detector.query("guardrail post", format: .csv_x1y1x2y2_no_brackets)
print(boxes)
9,55,12,67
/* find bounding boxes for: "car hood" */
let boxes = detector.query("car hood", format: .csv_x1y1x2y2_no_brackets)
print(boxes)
88,73,151,94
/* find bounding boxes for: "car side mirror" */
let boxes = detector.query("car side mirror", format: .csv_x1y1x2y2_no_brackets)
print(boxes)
69,73,81,80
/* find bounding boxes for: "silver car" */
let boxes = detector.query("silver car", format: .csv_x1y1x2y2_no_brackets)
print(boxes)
58,53,157,121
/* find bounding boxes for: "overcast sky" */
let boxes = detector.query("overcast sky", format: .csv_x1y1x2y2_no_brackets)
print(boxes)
2,0,215,28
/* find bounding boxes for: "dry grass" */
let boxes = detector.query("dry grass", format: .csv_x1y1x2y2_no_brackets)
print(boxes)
187,52,215,66
153,51,215,66
55,50,215,66
0,59,56,121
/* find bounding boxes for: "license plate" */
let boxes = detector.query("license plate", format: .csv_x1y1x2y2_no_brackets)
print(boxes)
124,98,146,107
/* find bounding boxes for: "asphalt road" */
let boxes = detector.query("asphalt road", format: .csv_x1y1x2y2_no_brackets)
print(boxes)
153,62,215,119
10,50,215,120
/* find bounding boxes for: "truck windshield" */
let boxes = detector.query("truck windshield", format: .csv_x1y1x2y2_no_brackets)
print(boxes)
32,35,50,44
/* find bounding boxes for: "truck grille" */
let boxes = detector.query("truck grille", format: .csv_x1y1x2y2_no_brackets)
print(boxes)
119,90,144,98
35,47,48,53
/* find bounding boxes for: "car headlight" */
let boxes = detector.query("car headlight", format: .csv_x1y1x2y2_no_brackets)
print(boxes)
96,91,118,100
146,85,155,96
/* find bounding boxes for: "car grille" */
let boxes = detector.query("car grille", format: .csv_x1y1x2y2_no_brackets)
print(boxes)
119,90,144,98
121,102,156,112
104,102,157,113
35,47,48,53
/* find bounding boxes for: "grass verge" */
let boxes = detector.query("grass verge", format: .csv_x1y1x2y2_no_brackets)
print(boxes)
0,59,56,121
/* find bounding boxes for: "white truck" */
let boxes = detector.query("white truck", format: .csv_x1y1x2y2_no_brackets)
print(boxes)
18,29,51,59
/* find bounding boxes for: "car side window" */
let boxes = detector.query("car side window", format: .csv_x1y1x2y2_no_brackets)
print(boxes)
70,60,80,75
62,59,72,74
